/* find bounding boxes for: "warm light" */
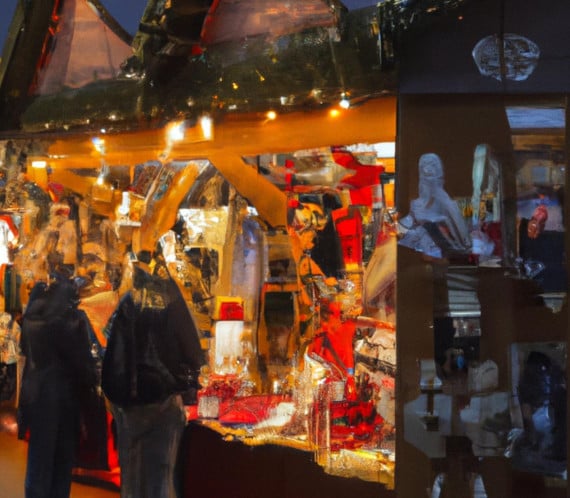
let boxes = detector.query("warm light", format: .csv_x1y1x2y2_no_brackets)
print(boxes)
96,165,109,186
117,191,130,217
266,110,277,120
329,108,341,118
232,82,239,90
30,160,49,188
167,121,185,143
339,97,350,109
214,321,245,373
200,115,214,140
91,137,106,155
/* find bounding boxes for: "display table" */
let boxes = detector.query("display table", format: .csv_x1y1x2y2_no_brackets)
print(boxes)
180,422,395,498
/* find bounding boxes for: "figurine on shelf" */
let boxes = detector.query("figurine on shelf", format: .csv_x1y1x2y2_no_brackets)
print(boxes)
399,153,471,259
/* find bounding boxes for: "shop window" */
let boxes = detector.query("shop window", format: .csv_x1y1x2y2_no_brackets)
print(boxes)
398,94,567,497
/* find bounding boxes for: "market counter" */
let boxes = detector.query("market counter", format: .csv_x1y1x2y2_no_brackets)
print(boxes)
180,422,395,498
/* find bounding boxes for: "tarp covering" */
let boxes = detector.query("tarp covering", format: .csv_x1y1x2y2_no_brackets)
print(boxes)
12,1,396,134
201,0,337,45
35,0,132,95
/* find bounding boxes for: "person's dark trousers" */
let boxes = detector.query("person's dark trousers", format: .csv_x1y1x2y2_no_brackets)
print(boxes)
112,394,187,498
25,373,79,498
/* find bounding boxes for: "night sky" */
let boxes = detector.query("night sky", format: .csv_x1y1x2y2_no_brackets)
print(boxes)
1,0,377,54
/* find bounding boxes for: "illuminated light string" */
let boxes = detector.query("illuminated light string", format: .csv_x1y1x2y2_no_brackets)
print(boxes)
160,115,214,159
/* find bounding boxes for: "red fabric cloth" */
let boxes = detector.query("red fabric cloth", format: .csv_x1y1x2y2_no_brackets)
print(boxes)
218,395,290,425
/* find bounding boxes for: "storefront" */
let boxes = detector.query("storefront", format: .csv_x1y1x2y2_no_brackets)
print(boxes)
0,1,399,496
0,1,567,497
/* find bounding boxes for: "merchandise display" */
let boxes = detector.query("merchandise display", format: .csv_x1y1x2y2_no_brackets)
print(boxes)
0,1,568,497
0,135,398,490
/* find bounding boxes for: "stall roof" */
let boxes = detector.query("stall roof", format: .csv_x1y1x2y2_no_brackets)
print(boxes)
33,0,133,95
0,0,398,136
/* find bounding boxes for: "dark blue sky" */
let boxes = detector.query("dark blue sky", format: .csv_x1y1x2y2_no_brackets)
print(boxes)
1,1,375,54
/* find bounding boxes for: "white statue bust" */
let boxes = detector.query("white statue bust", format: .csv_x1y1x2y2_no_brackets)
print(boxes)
399,153,471,258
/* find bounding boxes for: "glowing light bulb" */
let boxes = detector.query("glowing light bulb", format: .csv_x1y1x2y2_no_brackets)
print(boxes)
167,121,185,143
91,137,106,155
200,115,213,140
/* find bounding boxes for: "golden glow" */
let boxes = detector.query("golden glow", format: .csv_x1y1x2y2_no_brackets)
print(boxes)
30,161,49,188
266,110,277,121
232,82,239,90
200,115,214,140
91,137,106,155
95,164,109,186
47,96,396,172
43,96,396,228
166,121,185,143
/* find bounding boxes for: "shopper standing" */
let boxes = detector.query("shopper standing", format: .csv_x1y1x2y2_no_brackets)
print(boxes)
18,275,98,498
102,251,205,498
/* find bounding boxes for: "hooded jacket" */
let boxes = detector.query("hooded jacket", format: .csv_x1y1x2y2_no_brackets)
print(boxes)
18,278,98,437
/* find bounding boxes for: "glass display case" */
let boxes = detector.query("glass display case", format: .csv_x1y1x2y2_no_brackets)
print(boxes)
397,93,567,498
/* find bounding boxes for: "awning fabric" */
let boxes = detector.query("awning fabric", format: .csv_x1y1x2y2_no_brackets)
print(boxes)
35,0,133,95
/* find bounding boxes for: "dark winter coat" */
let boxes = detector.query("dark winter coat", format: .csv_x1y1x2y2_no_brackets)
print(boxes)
18,278,98,439
101,265,205,407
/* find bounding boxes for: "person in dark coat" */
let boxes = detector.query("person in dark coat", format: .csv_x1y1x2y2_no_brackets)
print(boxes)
102,250,205,498
18,275,98,498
